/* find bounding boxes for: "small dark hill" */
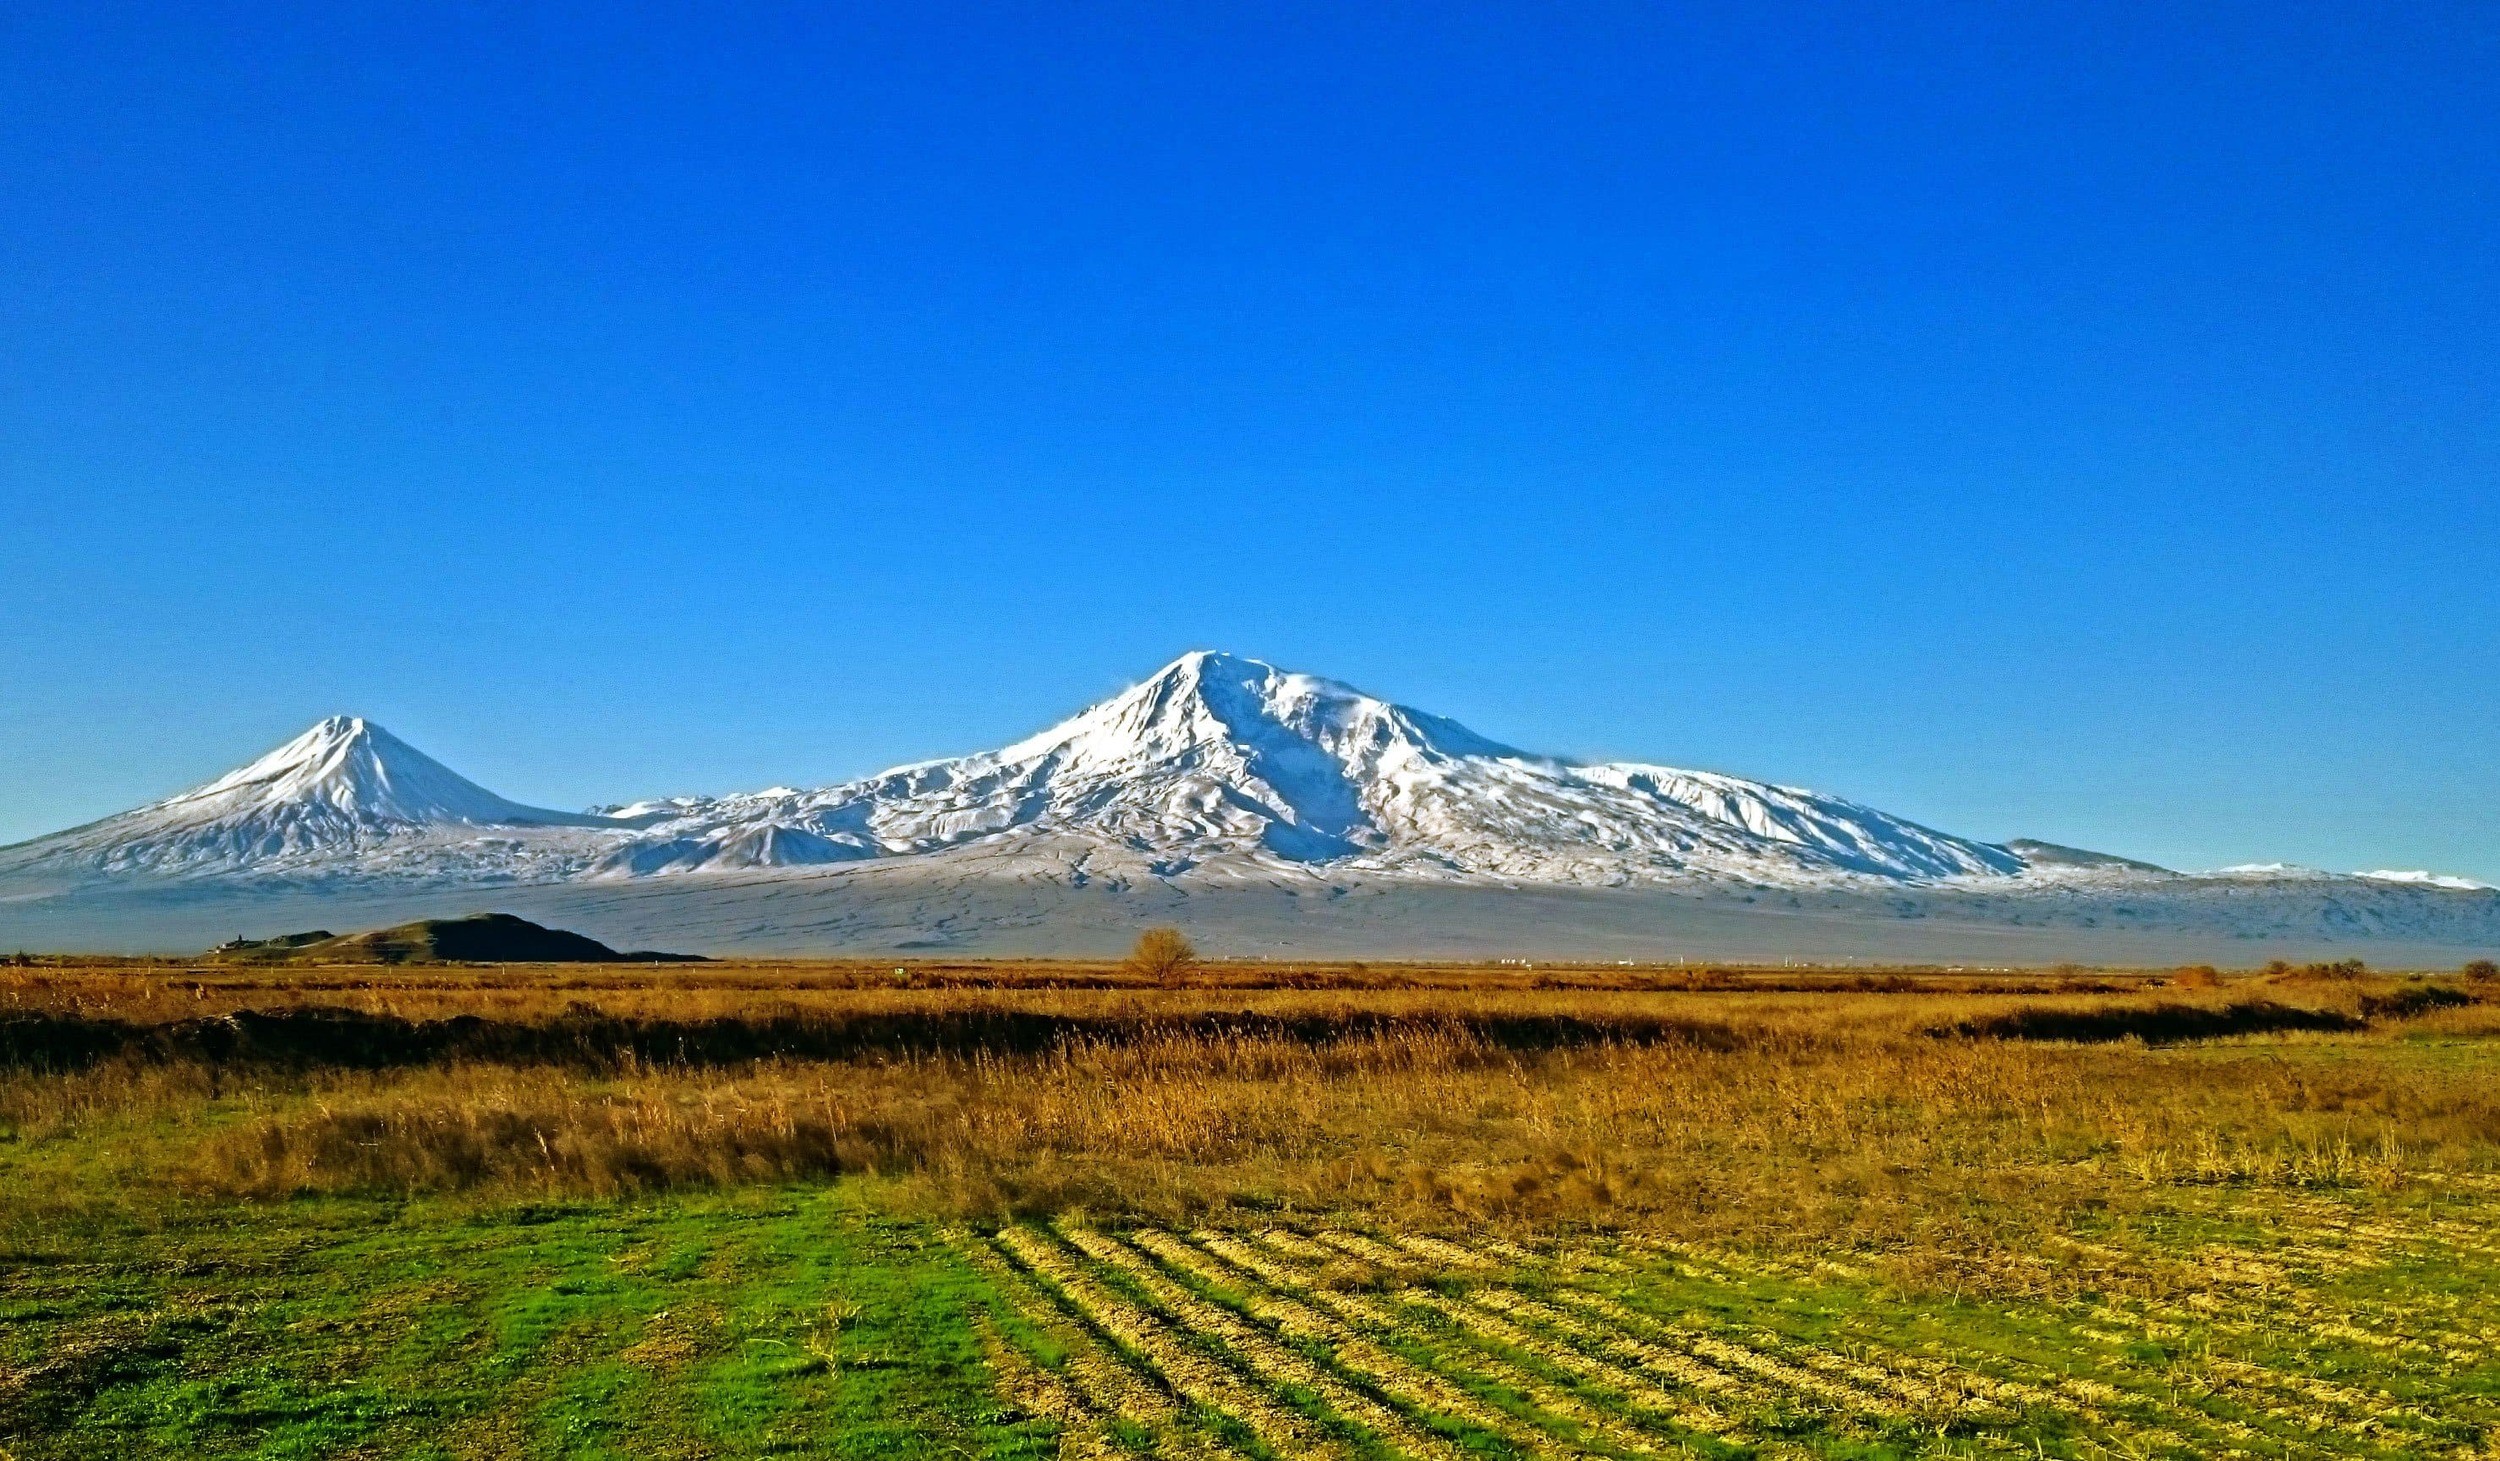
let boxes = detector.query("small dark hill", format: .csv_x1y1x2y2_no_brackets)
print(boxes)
209,913,704,965
215,930,335,954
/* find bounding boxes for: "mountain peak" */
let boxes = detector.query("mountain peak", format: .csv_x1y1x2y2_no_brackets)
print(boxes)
1164,648,1261,675
983,652,1514,791
184,716,507,820
254,713,391,762
0,656,2093,892
1121,650,1304,720
1,716,607,878
628,650,2013,882
1152,649,1294,689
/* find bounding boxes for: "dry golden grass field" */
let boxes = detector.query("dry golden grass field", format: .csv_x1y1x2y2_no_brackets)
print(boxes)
6,954,2500,1457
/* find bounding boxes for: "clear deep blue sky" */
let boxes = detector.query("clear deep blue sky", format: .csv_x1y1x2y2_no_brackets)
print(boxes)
3,3,2495,878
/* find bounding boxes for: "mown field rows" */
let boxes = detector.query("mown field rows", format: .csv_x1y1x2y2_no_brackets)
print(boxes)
962,1199,2500,1459
10,1183,2500,1457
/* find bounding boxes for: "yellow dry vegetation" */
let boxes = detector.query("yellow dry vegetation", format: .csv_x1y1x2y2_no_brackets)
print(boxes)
6,958,2500,1273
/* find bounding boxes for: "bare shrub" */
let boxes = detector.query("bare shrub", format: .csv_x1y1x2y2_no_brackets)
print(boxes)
1125,927,1196,986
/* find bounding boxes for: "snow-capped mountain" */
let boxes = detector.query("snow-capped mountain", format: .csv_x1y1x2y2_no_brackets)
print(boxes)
2,655,2492,959
0,716,616,880
593,651,2024,885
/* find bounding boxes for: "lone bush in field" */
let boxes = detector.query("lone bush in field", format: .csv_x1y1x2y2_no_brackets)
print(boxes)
2467,959,2500,982
1126,927,1196,985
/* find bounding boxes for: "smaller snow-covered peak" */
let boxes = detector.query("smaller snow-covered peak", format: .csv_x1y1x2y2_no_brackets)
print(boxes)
2201,863,2496,892
2357,869,2495,892
0,716,614,878
165,715,549,828
2213,862,2328,879
190,716,389,790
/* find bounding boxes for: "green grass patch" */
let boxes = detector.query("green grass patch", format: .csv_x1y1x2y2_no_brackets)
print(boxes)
0,1186,1053,1459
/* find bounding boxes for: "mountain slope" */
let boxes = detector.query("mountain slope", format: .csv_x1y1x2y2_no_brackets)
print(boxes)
3,655,2490,971
0,717,615,879
598,651,2024,885
4,655,2480,945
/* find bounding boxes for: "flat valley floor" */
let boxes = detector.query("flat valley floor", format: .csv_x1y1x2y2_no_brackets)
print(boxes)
9,861,2499,967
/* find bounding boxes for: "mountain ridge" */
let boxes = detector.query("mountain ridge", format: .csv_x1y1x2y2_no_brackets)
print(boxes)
2,653,2493,959
569,651,2026,884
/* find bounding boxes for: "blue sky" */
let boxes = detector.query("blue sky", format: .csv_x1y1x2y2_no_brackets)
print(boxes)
3,3,2495,879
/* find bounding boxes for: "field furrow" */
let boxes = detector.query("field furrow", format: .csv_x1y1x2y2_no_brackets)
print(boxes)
1070,1227,1479,1461
997,1225,1343,1458
975,1313,1134,1460
1134,1230,1580,1456
954,1229,1228,1457
1218,1230,1681,1456
1400,1282,1746,1439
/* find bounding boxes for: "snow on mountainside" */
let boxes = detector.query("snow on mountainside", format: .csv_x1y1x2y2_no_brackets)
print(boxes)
2358,870,2496,892
0,717,617,879
591,652,2024,884
2204,864,2496,892
2,656,2490,912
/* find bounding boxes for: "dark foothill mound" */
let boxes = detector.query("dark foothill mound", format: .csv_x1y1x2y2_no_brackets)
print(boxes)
214,930,335,953
207,913,705,965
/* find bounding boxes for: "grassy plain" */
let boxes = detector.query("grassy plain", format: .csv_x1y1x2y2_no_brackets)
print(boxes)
5,956,2500,1456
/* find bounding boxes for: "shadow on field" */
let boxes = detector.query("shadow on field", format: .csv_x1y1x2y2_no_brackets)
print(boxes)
0,1006,1763,1073
3,983,2477,1071
1947,1001,2365,1044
